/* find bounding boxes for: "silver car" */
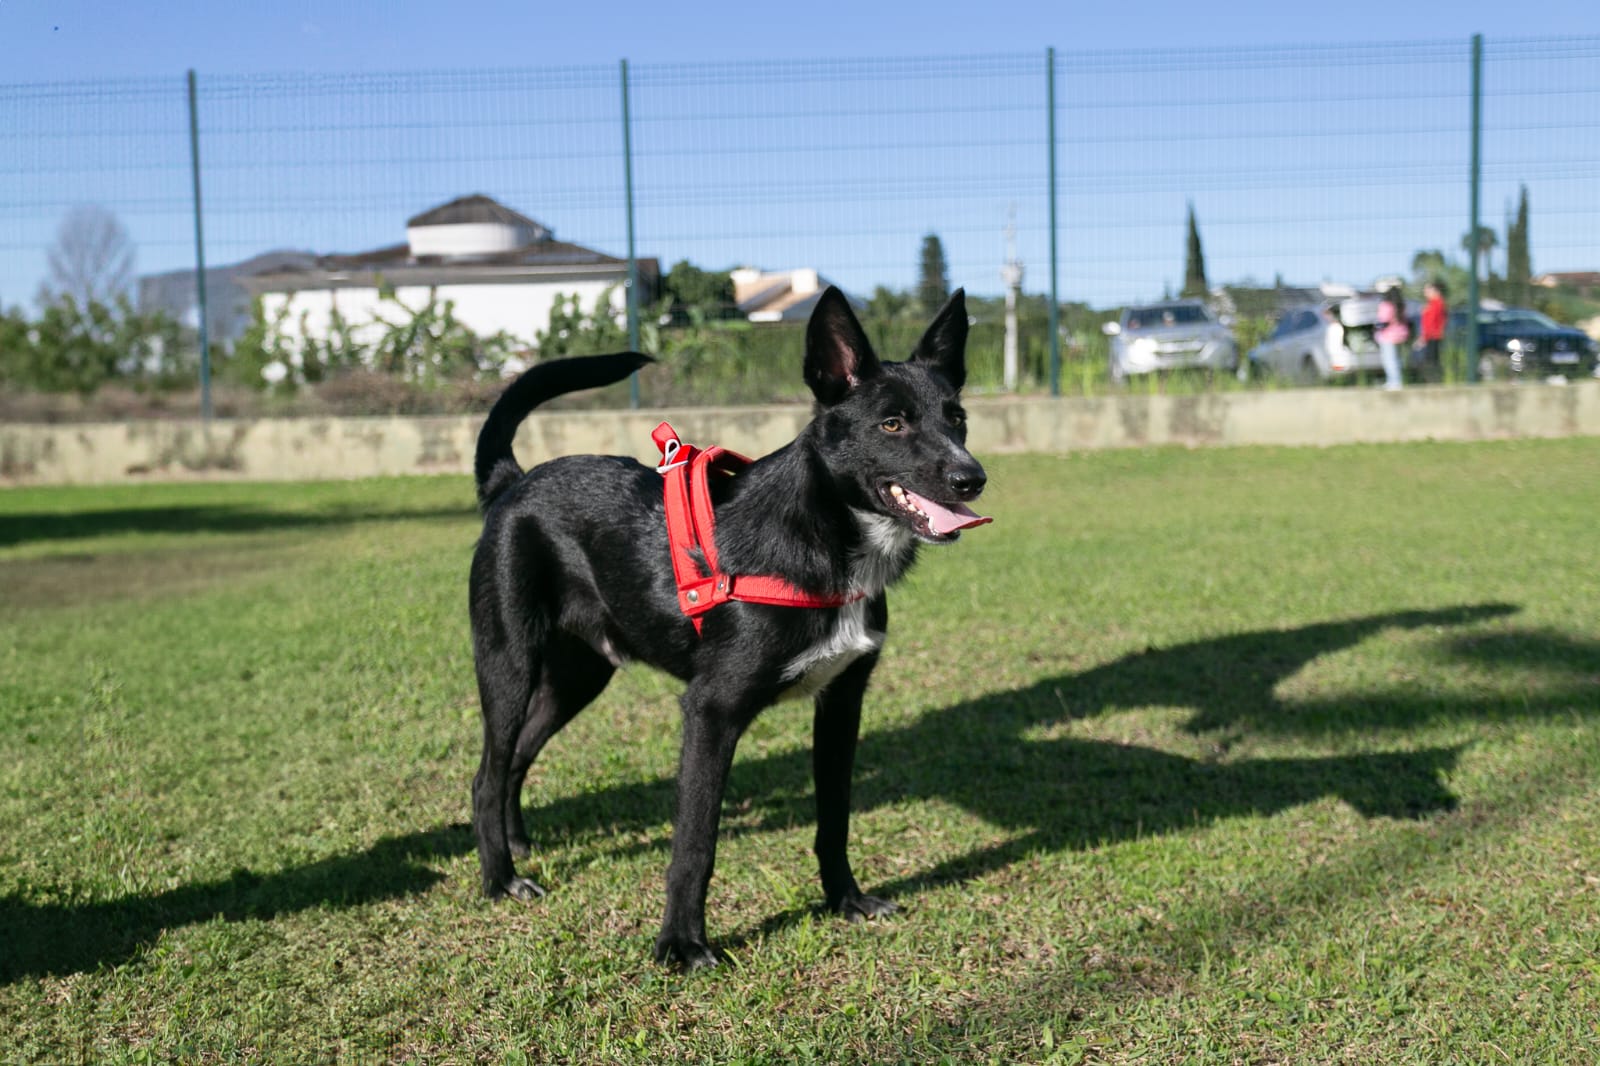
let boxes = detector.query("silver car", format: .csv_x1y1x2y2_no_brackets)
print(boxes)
1245,295,1395,381
1102,300,1239,382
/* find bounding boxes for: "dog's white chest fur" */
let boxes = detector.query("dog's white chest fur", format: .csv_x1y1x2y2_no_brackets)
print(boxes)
777,510,911,701
779,597,884,700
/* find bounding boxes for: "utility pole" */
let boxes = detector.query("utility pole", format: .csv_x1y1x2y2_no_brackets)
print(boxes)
1000,206,1023,392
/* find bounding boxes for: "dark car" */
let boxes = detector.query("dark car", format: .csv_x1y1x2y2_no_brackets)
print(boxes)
1450,307,1600,381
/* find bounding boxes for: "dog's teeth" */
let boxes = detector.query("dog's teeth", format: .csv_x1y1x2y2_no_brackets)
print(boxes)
889,484,904,498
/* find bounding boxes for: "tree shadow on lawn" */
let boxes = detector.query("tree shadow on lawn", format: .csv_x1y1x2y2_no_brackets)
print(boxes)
11,600,1588,981
0,501,472,549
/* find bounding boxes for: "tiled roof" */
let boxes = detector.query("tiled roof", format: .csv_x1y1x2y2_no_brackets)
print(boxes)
406,194,546,231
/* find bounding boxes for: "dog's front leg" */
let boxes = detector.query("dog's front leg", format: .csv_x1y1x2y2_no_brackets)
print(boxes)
654,680,758,969
813,652,897,923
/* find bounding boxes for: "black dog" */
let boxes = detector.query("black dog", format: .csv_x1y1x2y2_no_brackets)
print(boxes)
469,286,988,967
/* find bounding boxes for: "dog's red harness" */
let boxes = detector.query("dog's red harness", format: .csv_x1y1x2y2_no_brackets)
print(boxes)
652,421,863,634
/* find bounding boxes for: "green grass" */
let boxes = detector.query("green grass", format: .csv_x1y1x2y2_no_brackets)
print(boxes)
2,439,1598,1064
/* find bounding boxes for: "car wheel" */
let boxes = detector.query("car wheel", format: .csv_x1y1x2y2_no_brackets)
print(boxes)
1478,349,1510,382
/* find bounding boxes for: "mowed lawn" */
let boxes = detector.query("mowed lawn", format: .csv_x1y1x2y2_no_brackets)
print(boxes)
2,439,1598,1064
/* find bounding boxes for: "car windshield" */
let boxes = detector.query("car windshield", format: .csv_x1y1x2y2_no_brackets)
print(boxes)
1484,309,1563,331
1125,304,1209,329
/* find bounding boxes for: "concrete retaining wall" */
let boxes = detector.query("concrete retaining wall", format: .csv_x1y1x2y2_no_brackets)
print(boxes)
3,381,1597,486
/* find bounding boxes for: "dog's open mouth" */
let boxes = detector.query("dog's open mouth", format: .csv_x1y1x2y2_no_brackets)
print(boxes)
880,481,992,541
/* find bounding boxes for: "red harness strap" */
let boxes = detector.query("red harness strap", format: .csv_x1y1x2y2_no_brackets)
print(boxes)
652,421,863,634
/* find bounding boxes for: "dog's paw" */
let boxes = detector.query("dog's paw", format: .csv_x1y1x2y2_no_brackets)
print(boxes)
837,892,897,923
507,876,546,901
486,875,546,902
653,933,720,971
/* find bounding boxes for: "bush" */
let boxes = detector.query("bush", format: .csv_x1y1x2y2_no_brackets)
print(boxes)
0,295,184,394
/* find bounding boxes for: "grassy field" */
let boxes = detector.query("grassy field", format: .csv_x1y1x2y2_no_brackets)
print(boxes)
2,439,1598,1064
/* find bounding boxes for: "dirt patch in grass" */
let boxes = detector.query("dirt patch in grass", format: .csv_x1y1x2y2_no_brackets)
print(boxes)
0,538,311,613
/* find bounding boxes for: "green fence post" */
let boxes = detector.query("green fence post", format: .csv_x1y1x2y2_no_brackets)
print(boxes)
186,69,212,421
1466,34,1483,381
1046,48,1061,397
620,58,641,409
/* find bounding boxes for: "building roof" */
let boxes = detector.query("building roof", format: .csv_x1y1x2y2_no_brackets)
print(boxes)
238,250,658,295
731,267,859,323
406,194,547,232
236,195,653,294
139,249,319,285
321,239,621,271
1534,271,1600,288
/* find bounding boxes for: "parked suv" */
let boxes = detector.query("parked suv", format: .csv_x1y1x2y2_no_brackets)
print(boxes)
1449,307,1600,381
1102,300,1238,382
1243,294,1403,382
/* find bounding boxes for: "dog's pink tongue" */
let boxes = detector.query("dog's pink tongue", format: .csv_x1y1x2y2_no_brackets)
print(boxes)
904,489,993,535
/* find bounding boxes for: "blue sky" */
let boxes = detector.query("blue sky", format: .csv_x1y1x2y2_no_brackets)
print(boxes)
2,0,1592,76
3,1,1597,311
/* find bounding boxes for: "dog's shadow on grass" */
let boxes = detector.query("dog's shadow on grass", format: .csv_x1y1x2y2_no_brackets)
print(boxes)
0,825,476,983
11,600,1585,980
524,601,1561,946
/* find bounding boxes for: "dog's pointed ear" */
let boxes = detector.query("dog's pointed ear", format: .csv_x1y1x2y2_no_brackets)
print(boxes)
911,288,969,390
804,286,880,405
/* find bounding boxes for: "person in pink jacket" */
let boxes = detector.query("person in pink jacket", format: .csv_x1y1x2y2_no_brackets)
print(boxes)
1376,285,1410,390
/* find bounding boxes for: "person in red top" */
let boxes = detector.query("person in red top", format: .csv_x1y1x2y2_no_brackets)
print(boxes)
1418,280,1448,372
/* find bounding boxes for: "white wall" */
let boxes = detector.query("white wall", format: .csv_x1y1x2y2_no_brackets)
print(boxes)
406,222,540,258
258,279,627,362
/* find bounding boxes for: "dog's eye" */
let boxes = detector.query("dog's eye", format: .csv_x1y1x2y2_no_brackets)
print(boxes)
880,417,905,433
950,412,967,429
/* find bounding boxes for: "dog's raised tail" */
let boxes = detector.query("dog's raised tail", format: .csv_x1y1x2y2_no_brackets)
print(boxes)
474,352,653,510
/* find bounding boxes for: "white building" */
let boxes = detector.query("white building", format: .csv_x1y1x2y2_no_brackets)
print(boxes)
730,267,857,322
240,195,657,354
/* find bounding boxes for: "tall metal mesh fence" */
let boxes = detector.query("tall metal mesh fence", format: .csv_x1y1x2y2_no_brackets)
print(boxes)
627,54,1047,299
1058,41,1470,305
1,36,1597,410
197,67,627,283
2,75,194,306
1481,37,1600,274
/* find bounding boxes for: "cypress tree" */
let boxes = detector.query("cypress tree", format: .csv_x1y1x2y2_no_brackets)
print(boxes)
917,233,950,314
1506,185,1531,306
1181,202,1208,298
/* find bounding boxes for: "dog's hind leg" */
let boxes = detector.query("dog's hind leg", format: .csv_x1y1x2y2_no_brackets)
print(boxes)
505,633,615,860
472,644,545,901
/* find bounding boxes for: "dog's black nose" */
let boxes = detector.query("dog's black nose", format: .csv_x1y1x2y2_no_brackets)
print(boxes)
947,467,986,501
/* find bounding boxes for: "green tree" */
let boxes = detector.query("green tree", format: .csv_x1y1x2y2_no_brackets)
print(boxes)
225,298,297,388
866,285,913,320
536,288,628,359
368,288,500,382
1,294,182,394
1411,249,1447,281
1461,225,1499,281
1505,185,1531,306
662,261,735,320
0,304,34,388
1181,202,1208,298
917,233,949,314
